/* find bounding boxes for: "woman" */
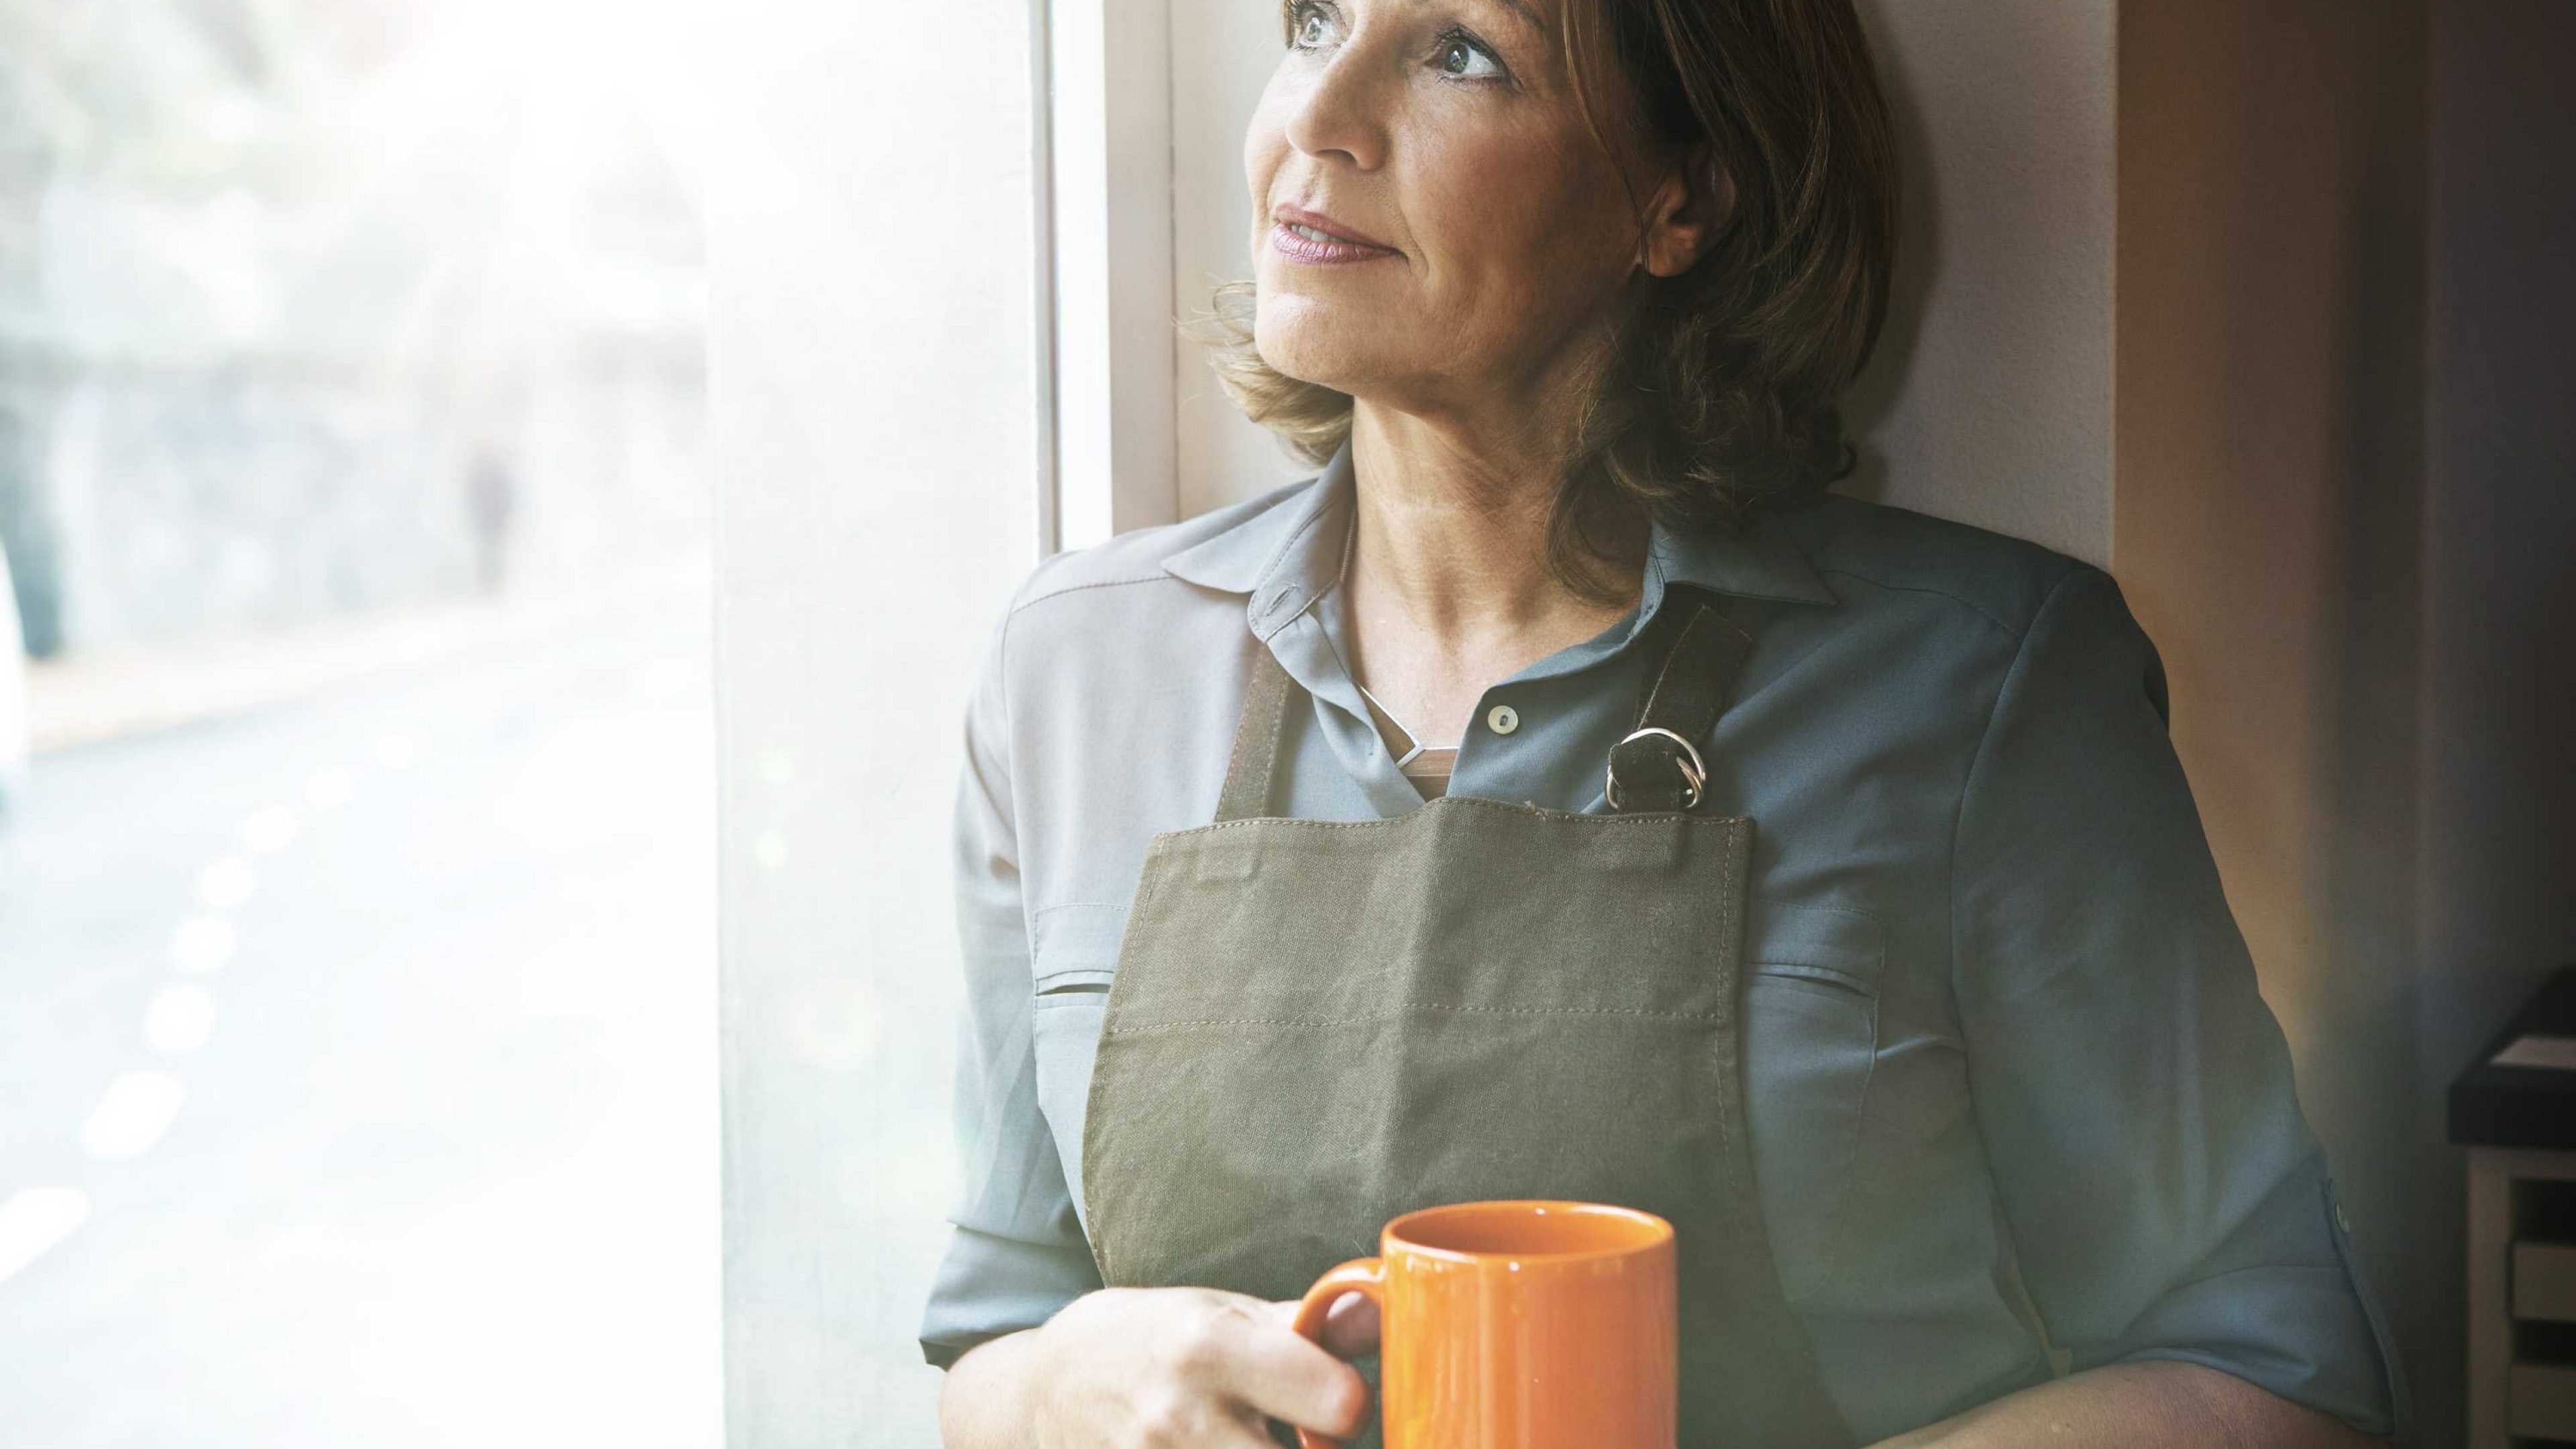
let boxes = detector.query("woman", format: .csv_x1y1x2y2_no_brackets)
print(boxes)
922,1,2406,1444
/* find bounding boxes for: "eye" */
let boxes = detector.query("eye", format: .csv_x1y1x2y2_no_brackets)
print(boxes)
1287,1,1340,50
1432,26,1505,81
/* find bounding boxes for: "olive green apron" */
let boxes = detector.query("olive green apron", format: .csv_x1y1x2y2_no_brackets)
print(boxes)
1079,586,1851,1449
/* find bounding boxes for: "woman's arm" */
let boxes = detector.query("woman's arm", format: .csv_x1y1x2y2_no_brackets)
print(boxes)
1945,565,2406,1437
919,595,1104,1368
1870,1361,2384,1448
941,1328,1048,1448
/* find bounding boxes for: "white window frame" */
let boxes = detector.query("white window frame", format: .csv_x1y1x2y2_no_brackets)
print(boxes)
1034,0,1178,553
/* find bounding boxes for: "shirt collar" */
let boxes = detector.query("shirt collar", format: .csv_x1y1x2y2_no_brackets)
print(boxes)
1160,440,1358,639
1161,436,1837,637
1645,490,1841,610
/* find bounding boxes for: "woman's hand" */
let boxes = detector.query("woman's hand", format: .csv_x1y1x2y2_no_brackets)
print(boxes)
942,1285,1380,1449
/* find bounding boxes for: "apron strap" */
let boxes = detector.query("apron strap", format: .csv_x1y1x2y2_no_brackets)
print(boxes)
1605,586,1755,814
1214,643,1299,822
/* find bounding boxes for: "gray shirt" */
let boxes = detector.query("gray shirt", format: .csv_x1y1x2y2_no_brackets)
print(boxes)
917,441,2404,1442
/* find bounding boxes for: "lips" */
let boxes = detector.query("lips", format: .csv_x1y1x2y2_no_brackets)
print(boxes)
1273,203,1395,252
1270,203,1400,266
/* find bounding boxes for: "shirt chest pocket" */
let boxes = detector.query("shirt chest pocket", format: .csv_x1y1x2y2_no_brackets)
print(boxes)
1028,902,1128,1228
1741,898,1884,1305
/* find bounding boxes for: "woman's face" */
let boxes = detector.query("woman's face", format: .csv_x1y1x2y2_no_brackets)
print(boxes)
1244,0,1664,418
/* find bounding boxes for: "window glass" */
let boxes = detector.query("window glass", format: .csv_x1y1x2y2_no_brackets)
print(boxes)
0,3,718,1444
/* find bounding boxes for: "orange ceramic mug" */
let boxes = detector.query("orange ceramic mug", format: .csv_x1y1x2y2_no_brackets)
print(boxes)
1288,1199,1678,1449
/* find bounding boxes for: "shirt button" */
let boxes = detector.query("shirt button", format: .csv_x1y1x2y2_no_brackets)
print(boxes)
1486,704,1519,736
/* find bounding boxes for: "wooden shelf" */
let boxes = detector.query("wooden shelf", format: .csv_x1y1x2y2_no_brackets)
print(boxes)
2519,1242,2576,1324
2512,1362,2576,1442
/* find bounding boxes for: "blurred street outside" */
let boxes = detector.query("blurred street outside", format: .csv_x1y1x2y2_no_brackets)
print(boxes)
0,3,731,1440
0,570,722,1448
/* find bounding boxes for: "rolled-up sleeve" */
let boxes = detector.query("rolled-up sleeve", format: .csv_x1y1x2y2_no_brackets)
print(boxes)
917,594,1103,1369
1950,566,2406,1437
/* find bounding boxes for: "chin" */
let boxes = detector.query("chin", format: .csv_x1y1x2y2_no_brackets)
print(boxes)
1252,292,1387,396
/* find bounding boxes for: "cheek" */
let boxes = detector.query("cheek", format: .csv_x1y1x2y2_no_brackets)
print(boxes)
1242,85,1294,215
1408,129,1627,303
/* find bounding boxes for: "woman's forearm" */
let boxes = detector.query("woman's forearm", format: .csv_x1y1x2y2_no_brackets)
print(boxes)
1869,1360,2382,1449
943,1326,2385,1449
938,1329,1046,1449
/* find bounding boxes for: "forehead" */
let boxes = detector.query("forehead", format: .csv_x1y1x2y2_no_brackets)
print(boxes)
1328,0,1558,34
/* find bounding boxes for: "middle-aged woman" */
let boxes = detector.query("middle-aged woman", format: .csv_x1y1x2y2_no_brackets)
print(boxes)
920,1,2408,1445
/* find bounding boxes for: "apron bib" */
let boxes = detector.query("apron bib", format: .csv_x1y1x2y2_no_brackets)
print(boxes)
1080,586,1850,1449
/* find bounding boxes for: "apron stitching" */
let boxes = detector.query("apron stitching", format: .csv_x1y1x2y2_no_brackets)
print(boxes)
1104,1004,1731,1034
1163,804,1750,837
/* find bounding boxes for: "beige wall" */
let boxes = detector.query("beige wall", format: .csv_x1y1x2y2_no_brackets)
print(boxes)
1847,0,2116,565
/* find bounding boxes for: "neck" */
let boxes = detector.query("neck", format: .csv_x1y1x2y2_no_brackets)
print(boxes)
1343,402,1644,644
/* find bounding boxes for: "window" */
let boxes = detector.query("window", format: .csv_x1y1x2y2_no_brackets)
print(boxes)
0,3,718,1442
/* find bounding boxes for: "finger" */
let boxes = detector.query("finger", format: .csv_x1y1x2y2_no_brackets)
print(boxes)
1320,1290,1379,1360
1216,1309,1373,1438
1260,1293,1379,1361
1212,1407,1302,1449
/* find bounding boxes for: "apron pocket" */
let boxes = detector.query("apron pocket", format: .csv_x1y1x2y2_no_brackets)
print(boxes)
1743,900,1884,1305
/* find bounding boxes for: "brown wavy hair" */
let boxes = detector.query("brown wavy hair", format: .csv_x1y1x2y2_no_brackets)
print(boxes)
1191,0,1899,603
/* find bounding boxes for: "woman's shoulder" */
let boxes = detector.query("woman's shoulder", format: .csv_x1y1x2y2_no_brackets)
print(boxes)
1005,475,1315,623
979,473,1320,712
1777,488,2114,648
1775,490,2172,737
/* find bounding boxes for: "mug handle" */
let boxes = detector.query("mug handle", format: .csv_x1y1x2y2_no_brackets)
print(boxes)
1288,1257,1386,1449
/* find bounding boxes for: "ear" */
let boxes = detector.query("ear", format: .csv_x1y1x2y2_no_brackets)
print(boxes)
1637,141,1733,278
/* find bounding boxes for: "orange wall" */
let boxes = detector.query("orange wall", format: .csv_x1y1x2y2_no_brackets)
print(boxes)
2116,0,2438,1424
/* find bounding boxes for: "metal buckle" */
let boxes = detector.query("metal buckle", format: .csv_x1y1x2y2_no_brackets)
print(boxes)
1605,726,1707,812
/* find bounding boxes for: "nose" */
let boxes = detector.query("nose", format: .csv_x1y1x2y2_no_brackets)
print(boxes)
1282,48,1389,172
